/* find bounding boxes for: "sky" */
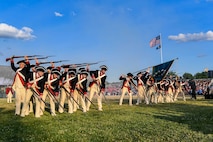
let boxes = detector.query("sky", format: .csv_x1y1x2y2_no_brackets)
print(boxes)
0,0,213,82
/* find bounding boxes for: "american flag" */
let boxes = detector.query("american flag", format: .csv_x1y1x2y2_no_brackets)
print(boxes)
149,35,161,48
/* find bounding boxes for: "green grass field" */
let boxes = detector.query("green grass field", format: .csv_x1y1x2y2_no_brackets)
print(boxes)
0,96,213,142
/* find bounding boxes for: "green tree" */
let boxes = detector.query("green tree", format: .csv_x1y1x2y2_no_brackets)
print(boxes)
194,72,208,79
167,71,177,77
183,72,194,79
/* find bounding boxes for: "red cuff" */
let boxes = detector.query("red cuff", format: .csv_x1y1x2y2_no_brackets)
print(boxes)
55,92,59,96
39,93,43,97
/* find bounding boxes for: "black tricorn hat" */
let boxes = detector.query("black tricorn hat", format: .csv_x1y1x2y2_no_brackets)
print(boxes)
30,64,36,68
78,67,85,71
36,66,46,72
80,69,88,75
137,72,142,76
47,66,54,70
68,68,77,73
51,68,62,76
17,60,26,64
68,68,77,75
68,70,76,75
100,65,108,70
127,73,133,77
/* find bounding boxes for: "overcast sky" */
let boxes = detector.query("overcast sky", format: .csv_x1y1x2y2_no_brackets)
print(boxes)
0,0,213,82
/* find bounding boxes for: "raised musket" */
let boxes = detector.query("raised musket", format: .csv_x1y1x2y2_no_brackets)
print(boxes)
28,55,54,61
61,61,104,68
38,60,69,65
6,55,42,62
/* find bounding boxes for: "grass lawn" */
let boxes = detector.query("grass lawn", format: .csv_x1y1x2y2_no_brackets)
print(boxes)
0,96,213,142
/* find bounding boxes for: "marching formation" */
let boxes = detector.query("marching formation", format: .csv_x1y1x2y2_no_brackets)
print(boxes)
6,55,201,118
119,71,188,106
8,55,107,118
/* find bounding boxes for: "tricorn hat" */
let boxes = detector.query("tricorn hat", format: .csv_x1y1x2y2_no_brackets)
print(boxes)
100,65,108,70
137,72,142,76
47,66,54,70
127,73,133,77
80,69,88,75
68,68,77,75
30,64,36,68
36,66,46,72
17,60,26,64
51,68,62,76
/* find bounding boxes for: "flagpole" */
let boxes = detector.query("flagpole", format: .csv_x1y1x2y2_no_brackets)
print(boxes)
160,33,163,63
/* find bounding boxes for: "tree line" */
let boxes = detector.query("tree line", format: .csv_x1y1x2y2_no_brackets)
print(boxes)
167,71,209,80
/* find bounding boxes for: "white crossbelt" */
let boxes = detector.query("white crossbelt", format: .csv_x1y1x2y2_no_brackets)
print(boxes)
76,74,86,88
29,72,44,89
47,74,58,89
16,68,25,81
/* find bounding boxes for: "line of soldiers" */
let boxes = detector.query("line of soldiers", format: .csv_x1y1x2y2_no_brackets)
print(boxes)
119,71,187,106
9,56,107,118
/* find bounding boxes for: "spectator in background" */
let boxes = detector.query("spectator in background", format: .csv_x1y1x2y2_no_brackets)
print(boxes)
6,85,13,103
188,79,196,100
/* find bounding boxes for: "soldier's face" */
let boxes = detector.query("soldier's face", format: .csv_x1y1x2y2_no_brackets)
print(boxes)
19,63,25,68
38,71,44,77
53,74,58,78
101,69,106,74
64,68,69,72
82,74,87,78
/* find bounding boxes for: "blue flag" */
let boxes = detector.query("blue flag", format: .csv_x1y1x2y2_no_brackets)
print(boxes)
152,59,175,82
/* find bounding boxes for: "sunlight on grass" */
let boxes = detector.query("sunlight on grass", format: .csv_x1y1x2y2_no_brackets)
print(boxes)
0,98,213,142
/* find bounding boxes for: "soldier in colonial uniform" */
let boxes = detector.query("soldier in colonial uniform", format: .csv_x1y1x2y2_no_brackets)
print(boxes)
87,65,107,111
146,75,157,104
41,68,61,116
73,69,88,112
119,73,136,106
173,77,186,101
59,66,77,114
28,64,37,114
164,78,174,103
156,80,165,103
21,66,46,118
133,72,146,105
10,56,30,115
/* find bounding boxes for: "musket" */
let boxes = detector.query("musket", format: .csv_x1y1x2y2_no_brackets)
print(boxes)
75,60,104,65
61,61,105,68
75,88,98,110
30,87,50,112
60,86,83,111
98,86,110,107
39,60,69,65
5,55,42,62
28,55,55,61
132,67,151,75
